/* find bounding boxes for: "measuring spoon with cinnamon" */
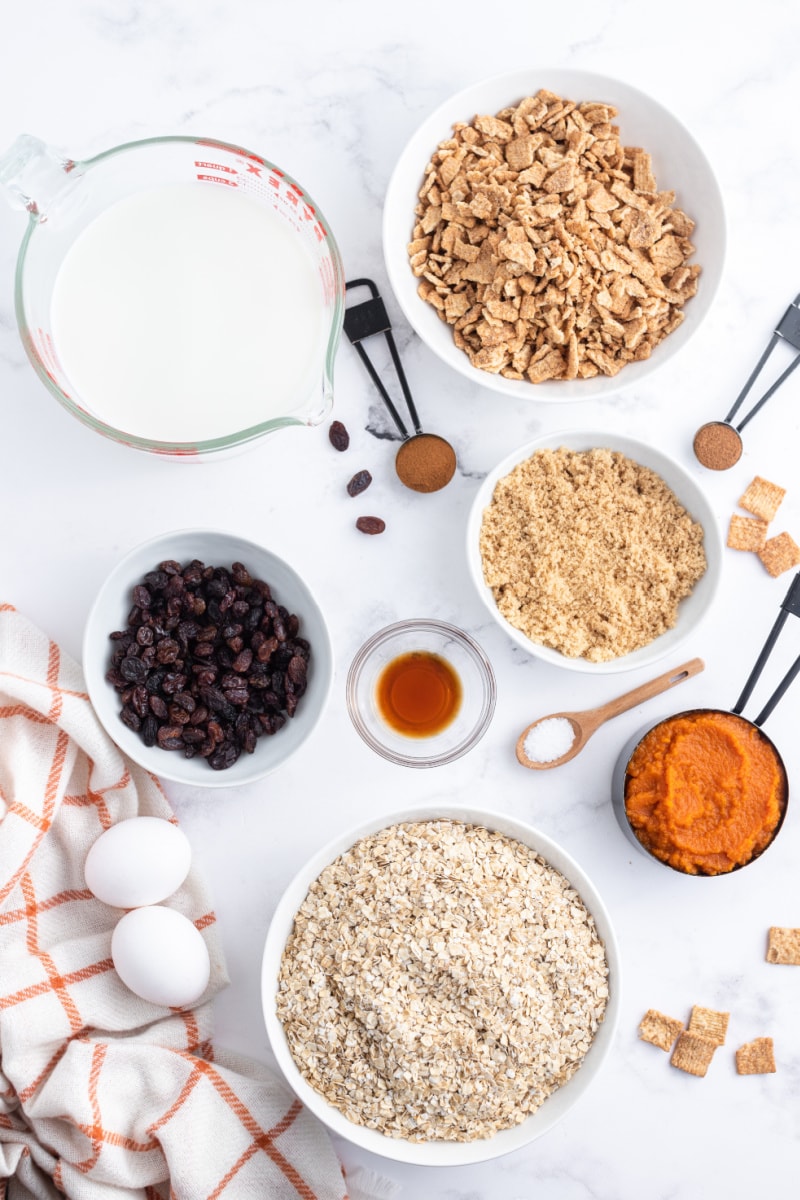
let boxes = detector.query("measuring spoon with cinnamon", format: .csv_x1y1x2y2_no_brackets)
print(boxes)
344,278,457,493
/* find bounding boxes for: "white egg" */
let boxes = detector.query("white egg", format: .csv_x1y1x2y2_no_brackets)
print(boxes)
84,816,192,908
111,905,211,1008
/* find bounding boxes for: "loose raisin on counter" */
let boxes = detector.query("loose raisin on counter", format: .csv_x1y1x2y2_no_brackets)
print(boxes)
328,420,350,451
347,469,372,497
356,516,386,535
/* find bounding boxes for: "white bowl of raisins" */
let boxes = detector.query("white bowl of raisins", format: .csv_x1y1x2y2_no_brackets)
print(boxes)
83,529,334,787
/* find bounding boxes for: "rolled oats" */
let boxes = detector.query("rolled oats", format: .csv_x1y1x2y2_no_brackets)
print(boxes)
276,820,609,1142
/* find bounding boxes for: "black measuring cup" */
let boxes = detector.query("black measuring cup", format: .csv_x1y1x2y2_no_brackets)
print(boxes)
612,572,800,874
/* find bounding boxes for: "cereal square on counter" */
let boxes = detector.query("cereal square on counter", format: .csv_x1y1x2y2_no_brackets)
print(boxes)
736,1037,776,1075
727,514,768,552
688,1005,729,1046
758,532,800,578
670,1031,718,1077
739,476,786,523
766,927,800,965
639,1009,684,1052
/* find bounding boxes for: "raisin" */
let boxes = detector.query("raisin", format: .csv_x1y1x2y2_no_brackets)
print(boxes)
120,706,141,731
287,655,307,685
156,638,180,664
209,742,240,771
141,715,158,747
328,419,350,451
231,649,253,673
231,562,253,586
133,585,152,608
119,656,147,684
156,725,184,750
356,516,386,535
347,469,372,497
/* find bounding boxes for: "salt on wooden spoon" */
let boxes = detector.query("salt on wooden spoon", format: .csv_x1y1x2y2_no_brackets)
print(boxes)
516,657,705,770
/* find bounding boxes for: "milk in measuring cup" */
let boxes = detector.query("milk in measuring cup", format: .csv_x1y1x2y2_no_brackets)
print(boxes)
50,183,326,443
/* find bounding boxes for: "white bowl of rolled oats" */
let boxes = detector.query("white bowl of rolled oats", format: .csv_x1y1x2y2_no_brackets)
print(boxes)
262,806,620,1165
384,68,725,400
467,431,723,672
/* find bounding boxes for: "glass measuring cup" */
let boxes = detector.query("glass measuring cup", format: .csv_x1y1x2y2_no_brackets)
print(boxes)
0,134,345,458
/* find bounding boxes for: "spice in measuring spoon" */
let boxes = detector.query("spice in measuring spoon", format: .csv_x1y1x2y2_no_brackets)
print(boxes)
344,278,457,493
694,293,800,470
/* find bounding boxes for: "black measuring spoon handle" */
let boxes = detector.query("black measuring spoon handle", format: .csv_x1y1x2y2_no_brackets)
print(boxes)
736,352,800,432
725,332,780,425
384,329,422,436
753,652,800,727
723,293,800,431
733,571,800,717
343,276,422,438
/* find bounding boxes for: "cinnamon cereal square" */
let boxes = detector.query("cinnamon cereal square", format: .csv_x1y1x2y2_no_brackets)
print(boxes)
766,927,800,965
736,1037,776,1075
639,1009,684,1052
670,1031,717,1077
739,476,786,522
758,533,800,578
727,514,768,552
688,1005,729,1046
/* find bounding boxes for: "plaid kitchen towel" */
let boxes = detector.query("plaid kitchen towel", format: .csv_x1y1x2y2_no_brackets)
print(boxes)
0,604,351,1200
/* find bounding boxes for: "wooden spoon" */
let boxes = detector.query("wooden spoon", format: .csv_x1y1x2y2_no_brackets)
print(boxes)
516,657,705,770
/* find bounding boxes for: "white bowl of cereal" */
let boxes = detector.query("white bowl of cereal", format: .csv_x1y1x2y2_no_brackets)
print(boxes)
262,806,619,1165
467,431,723,673
383,68,725,401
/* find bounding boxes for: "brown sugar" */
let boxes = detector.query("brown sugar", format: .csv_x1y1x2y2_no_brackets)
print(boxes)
479,447,707,662
693,421,743,470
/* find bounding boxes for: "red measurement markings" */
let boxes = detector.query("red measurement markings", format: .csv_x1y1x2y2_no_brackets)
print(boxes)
281,182,321,238
194,160,238,175
195,174,238,187
236,150,268,166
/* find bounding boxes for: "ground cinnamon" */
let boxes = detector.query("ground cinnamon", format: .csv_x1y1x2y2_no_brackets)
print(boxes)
693,421,743,470
395,433,457,493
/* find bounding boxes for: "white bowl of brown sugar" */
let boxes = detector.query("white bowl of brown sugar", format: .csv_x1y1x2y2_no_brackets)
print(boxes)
467,431,723,673
384,68,725,402
262,805,620,1165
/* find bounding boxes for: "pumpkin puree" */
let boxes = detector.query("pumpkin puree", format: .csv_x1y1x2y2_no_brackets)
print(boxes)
624,710,786,875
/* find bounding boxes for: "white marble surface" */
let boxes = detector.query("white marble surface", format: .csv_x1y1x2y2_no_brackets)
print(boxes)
3,1,800,1195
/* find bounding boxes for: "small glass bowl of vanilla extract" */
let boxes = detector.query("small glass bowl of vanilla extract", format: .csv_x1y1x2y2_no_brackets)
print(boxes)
346,619,496,767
